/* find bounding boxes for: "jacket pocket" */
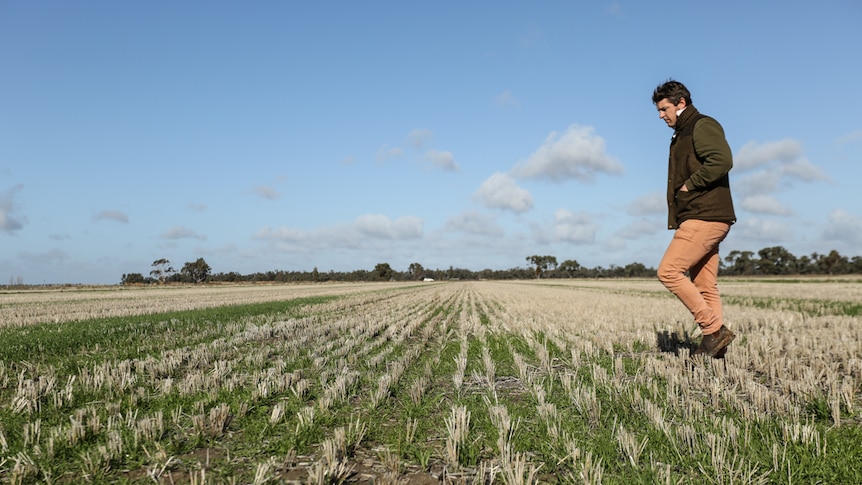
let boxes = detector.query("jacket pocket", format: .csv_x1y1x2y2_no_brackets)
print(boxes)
675,189,699,218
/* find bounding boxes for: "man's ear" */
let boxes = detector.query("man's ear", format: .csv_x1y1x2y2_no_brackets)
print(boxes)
677,97,688,108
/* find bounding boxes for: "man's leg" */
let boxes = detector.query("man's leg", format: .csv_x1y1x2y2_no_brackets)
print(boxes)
657,220,730,334
690,247,723,335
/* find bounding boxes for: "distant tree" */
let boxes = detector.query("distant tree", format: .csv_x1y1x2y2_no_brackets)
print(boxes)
125,245,862,285
723,250,755,275
150,258,175,284
819,250,849,275
181,258,211,284
526,255,558,279
622,262,650,277
446,267,474,280
374,262,394,281
757,246,797,275
221,271,243,282
347,269,368,282
795,254,814,274
478,268,495,280
121,273,146,285
606,264,624,278
408,262,425,280
558,259,581,277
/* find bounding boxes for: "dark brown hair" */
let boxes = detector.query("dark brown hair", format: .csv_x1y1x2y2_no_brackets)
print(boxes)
652,80,692,106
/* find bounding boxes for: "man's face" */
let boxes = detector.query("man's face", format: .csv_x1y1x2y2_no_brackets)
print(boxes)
656,98,687,128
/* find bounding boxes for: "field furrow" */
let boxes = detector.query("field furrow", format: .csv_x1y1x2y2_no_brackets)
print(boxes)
0,280,860,483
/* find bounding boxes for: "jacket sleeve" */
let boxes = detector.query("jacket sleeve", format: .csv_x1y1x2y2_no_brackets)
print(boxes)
685,118,733,190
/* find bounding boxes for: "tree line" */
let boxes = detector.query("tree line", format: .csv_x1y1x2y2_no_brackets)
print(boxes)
120,246,862,286
121,258,212,285
722,248,861,275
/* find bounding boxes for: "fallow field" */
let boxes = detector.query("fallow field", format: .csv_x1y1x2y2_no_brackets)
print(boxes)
0,278,860,484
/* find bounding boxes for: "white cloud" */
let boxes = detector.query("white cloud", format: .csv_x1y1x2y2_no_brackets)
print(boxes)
735,139,803,170
444,210,504,236
19,248,68,263
94,210,129,223
252,185,280,200
627,192,665,216
615,219,662,239
837,130,862,145
733,138,830,198
425,150,460,171
255,213,424,254
739,195,792,216
529,220,552,245
408,129,433,148
355,214,423,240
731,218,791,242
822,209,862,247
378,129,458,172
376,145,403,163
0,209,23,233
782,159,829,182
494,89,519,108
474,172,534,213
256,224,362,252
161,226,207,240
514,125,623,182
735,170,783,194
0,184,25,233
255,226,308,244
553,209,596,244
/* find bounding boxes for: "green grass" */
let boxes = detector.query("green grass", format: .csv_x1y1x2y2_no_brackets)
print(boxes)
1,285,860,483
541,280,862,317
0,296,338,365
722,294,862,317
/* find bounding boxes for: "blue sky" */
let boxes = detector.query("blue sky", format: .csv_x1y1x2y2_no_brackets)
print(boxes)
2,1,861,284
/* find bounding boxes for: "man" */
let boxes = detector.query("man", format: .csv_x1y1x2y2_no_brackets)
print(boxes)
653,80,737,358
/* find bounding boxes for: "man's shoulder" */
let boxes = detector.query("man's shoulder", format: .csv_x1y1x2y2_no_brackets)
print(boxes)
693,114,725,132
692,114,730,149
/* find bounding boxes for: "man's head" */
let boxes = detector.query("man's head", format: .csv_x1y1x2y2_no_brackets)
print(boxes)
653,80,692,128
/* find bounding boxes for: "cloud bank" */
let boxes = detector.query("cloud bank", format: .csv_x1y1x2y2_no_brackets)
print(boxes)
1,185,25,233
514,125,624,182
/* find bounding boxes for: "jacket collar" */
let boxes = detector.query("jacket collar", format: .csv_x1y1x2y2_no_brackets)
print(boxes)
674,105,700,133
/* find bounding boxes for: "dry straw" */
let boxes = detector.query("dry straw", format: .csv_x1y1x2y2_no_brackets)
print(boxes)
1,278,859,482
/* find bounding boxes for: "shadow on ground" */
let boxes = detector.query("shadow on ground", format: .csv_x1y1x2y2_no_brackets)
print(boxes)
656,329,728,360
655,329,696,356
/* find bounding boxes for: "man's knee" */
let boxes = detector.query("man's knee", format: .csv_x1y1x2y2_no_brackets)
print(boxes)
657,263,676,287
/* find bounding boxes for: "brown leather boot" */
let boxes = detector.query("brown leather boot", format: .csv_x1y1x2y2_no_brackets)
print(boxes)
692,325,735,358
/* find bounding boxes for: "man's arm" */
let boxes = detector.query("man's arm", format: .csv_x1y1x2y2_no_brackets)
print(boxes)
685,118,733,190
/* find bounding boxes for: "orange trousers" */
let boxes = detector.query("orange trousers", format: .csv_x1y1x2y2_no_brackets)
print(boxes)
657,219,731,335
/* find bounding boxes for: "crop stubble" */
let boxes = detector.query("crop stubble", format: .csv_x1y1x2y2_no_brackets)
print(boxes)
0,279,860,483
